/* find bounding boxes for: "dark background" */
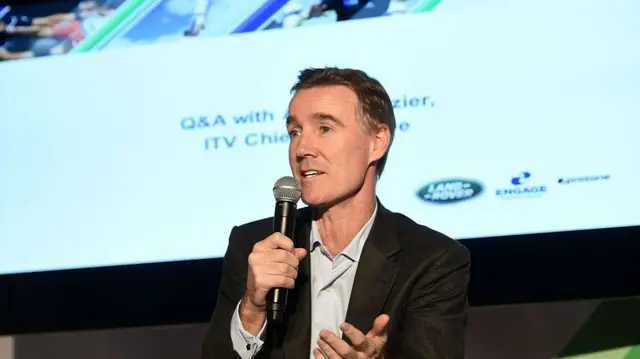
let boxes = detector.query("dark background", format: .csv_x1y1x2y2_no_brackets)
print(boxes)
1,225,639,335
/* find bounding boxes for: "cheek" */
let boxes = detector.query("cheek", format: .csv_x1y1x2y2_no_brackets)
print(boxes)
336,142,370,172
288,153,297,172
288,142,296,161
352,138,373,161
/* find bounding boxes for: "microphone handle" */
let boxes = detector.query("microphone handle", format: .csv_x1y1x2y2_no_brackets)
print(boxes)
266,200,297,323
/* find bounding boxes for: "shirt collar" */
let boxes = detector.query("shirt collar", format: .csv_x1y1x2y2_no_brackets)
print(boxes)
310,202,378,262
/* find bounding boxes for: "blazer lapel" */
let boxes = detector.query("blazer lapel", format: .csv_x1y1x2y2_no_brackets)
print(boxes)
282,207,312,359
343,202,401,343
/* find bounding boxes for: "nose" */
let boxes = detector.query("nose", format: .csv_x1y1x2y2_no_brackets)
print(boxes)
294,132,318,159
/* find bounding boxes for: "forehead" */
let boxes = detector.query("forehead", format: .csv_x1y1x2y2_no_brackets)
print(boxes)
288,85,359,119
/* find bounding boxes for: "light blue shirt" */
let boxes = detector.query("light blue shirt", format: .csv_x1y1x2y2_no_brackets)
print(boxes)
230,204,378,359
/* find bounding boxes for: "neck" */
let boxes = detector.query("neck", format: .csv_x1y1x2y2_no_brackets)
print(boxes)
311,174,377,256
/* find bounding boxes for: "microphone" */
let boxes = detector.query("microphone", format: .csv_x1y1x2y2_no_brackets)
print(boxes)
266,176,302,323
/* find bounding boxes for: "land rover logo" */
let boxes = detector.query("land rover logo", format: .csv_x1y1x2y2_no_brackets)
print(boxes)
417,179,484,204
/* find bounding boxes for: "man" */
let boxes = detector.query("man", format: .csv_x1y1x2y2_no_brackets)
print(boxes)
201,67,470,358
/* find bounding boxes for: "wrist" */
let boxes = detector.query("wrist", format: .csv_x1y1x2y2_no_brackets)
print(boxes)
239,297,266,334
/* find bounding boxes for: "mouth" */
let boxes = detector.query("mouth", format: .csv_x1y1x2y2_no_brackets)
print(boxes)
300,170,325,179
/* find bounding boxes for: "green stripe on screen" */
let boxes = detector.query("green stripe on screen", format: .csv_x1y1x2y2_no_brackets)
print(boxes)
411,0,444,13
73,0,148,53
558,347,631,359
624,346,640,359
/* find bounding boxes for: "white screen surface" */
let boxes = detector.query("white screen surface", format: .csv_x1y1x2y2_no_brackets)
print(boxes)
1,0,639,274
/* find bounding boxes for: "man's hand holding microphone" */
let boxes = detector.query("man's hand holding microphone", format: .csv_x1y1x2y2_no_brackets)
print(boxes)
239,233,307,336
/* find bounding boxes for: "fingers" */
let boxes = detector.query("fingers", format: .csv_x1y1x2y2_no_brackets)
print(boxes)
249,257,299,289
273,247,306,268
368,314,390,337
318,330,354,358
294,247,308,260
313,348,327,359
316,317,390,359
248,249,303,276
245,233,307,307
317,339,340,359
263,262,298,280
263,274,295,289
249,235,306,274
255,232,295,252
342,315,390,356
340,322,369,353
253,233,307,258
262,250,300,271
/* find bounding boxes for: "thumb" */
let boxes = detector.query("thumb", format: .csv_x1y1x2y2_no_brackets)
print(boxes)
369,314,390,337
294,248,307,260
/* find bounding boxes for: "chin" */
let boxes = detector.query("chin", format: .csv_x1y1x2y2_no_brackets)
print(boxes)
302,188,358,209
301,194,327,207
300,190,334,208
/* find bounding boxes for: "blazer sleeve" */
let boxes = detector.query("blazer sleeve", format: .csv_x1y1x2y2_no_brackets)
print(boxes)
201,226,249,359
388,243,471,359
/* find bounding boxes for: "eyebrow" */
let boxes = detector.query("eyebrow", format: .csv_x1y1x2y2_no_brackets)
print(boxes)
286,115,298,128
313,112,343,125
286,112,344,128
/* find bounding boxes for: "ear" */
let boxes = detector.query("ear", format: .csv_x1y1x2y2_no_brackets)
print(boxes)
369,124,391,164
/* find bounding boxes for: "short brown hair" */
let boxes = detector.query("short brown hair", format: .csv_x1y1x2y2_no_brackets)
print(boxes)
290,67,396,177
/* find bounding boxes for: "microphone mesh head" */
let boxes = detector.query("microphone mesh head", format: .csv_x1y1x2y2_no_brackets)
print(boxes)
273,176,302,203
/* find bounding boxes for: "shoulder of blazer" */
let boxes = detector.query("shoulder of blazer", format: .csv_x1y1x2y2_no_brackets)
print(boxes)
387,209,469,257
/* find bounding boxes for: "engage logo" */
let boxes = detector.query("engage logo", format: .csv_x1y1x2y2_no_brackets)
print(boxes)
495,171,547,199
417,178,484,204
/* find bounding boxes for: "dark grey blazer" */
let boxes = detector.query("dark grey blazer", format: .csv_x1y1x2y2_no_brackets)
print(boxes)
201,200,470,359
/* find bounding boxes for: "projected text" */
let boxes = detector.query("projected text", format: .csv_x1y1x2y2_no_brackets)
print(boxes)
179,94,435,151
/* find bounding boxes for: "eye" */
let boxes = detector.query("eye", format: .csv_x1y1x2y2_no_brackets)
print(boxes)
320,126,331,133
288,129,300,138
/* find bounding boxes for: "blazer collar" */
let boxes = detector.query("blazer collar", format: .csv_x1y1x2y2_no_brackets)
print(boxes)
342,199,402,342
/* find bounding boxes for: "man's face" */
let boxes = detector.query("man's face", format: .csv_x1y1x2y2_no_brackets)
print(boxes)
287,85,385,207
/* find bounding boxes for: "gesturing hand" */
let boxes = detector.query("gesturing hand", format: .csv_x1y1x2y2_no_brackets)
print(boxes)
314,314,390,359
